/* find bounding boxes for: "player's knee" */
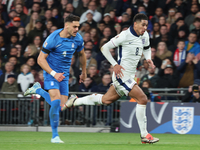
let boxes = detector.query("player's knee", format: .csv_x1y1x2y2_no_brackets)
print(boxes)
50,93,61,100
140,94,148,105
102,97,112,106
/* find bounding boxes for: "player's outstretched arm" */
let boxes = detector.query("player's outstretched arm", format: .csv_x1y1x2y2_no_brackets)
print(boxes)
78,48,87,83
101,41,125,78
37,51,65,82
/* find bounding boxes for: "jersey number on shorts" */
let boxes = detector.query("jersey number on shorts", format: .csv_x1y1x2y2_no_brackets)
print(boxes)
135,47,139,55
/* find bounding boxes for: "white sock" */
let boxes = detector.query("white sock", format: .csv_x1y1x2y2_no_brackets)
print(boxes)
74,94,103,106
136,104,148,137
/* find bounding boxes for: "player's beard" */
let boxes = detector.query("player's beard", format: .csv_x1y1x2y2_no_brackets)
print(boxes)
71,30,77,37
67,28,76,37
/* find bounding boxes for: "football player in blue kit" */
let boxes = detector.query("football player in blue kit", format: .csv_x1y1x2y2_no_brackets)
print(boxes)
24,14,87,143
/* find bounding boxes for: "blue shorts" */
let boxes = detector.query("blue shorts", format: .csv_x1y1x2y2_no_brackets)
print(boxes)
44,80,69,96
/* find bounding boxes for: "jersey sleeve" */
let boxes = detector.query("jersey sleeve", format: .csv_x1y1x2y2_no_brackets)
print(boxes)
42,33,56,54
143,32,151,60
76,38,84,52
143,32,150,50
110,32,125,47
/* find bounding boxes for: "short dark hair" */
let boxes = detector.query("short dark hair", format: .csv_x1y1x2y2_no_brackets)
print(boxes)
26,56,36,62
177,40,185,44
98,20,105,25
138,4,146,10
84,48,92,52
133,13,148,23
64,14,80,23
10,33,19,38
189,31,198,36
193,17,200,23
64,11,71,14
33,2,40,6
10,47,18,50
9,55,18,60
160,24,167,28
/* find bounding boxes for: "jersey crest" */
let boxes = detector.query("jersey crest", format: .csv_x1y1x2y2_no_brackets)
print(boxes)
44,42,48,47
142,39,145,44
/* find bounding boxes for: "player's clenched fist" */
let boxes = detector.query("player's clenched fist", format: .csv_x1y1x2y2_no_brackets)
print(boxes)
79,72,87,83
54,73,65,82
146,59,155,69
114,64,125,78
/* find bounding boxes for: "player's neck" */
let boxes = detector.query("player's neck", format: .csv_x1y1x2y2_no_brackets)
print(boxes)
60,29,71,38
133,27,140,36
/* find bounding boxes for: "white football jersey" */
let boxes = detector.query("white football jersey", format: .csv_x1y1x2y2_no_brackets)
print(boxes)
110,27,150,82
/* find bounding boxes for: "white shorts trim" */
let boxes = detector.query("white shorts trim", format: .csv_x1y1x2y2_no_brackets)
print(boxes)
112,77,137,97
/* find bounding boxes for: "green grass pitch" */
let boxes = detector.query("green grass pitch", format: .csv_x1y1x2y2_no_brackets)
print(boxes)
0,131,200,150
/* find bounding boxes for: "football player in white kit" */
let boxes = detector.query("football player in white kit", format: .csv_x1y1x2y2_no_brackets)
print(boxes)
62,13,159,144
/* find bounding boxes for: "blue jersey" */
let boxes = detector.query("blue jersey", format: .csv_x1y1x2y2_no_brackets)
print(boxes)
42,28,84,81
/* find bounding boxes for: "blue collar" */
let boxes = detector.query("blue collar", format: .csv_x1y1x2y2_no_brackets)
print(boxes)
130,26,139,37
59,28,75,40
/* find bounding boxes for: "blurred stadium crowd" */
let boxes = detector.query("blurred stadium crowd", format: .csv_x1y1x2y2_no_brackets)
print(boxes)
0,0,200,103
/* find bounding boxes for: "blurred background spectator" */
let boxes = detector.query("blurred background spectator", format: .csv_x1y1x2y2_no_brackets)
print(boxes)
182,79,200,103
17,64,34,92
0,0,200,104
0,74,19,99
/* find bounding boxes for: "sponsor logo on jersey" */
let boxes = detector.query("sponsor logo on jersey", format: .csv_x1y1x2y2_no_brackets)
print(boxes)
172,107,194,134
72,43,74,48
56,44,62,47
51,81,54,86
44,42,48,47
115,35,119,39
129,42,133,44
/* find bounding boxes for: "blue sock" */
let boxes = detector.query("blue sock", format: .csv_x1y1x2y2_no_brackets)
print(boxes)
36,88,51,105
36,89,62,112
49,99,60,138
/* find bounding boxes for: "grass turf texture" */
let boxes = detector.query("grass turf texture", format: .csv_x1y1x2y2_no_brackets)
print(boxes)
0,132,200,150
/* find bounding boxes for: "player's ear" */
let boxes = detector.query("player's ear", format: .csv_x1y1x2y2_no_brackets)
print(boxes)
134,21,137,27
64,22,67,28
64,22,69,28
